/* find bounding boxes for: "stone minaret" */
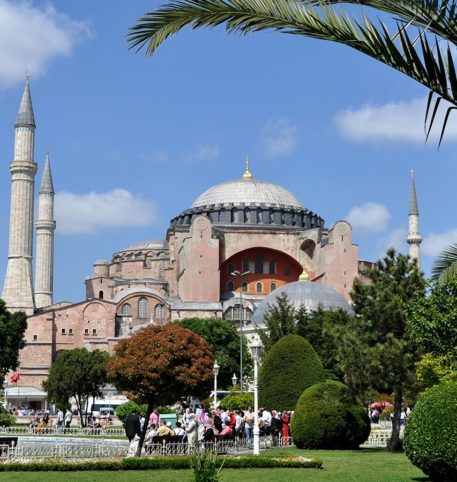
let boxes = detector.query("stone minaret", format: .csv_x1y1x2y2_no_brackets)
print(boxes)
34,150,55,308
3,74,37,314
406,169,422,268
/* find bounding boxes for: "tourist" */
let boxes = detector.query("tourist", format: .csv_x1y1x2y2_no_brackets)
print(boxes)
281,411,291,444
125,411,141,442
56,409,64,430
261,407,272,435
174,421,185,438
156,420,174,437
185,413,198,451
64,409,72,429
149,408,159,428
243,406,255,440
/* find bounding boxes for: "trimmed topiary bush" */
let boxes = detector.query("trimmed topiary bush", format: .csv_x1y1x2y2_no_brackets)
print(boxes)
291,380,370,449
259,335,325,411
0,405,15,427
220,390,253,411
404,381,457,481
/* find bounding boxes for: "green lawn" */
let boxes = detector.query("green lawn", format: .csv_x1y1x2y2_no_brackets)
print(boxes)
0,448,428,481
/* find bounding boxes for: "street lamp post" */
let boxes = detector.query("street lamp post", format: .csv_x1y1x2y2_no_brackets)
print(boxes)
230,270,250,391
250,342,262,456
231,373,238,387
213,360,220,408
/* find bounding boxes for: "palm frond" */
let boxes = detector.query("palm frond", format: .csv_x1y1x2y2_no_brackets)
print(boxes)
432,242,457,282
129,0,457,140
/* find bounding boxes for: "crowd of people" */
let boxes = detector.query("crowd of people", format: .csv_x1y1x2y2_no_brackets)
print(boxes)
124,404,294,454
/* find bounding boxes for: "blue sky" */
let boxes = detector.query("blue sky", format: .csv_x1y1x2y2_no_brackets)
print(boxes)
0,0,456,303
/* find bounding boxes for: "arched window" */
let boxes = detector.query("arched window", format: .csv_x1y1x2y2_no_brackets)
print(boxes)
122,303,131,316
255,254,264,274
269,260,276,274
98,290,104,299
241,281,248,292
256,282,263,294
227,281,234,291
155,304,164,323
270,282,277,292
227,263,235,275
138,298,148,319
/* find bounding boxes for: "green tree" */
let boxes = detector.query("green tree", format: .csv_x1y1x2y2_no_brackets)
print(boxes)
0,300,27,387
259,334,325,411
416,353,457,389
43,348,110,427
129,1,457,142
115,400,148,425
258,292,297,352
175,317,252,388
331,248,426,451
219,389,253,411
107,323,213,456
296,305,353,379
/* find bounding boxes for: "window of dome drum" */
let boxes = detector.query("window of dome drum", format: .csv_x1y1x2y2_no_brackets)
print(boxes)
138,297,148,319
241,281,248,292
270,282,277,292
99,290,103,299
256,282,263,294
227,281,234,291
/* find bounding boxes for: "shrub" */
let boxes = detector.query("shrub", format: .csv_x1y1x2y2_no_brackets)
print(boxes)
259,335,325,411
0,455,323,471
0,406,15,427
404,381,457,481
219,391,253,411
291,380,370,449
115,401,148,424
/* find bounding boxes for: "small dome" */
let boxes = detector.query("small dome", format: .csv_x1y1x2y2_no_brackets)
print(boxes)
120,240,168,252
94,258,109,265
251,280,352,326
191,177,304,210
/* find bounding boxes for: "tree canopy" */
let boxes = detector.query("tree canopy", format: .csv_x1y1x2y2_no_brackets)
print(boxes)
330,248,426,450
43,348,110,427
107,323,213,455
175,317,252,389
129,0,457,142
0,300,27,387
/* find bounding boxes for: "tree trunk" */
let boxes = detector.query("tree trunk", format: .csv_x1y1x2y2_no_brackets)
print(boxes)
387,382,402,451
135,401,153,457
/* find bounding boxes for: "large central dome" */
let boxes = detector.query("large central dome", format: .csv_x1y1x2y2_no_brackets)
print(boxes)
169,161,325,230
191,177,304,210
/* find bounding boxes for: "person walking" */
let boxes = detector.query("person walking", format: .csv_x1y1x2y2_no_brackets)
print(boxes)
125,411,141,442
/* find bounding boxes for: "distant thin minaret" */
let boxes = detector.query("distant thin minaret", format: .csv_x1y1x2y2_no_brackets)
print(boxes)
34,150,56,308
407,170,422,267
3,74,37,314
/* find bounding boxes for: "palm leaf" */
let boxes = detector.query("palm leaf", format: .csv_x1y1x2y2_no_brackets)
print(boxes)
129,0,457,140
432,242,457,282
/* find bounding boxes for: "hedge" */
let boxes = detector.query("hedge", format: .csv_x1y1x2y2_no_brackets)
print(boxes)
291,380,370,450
259,335,325,411
0,455,322,471
404,381,457,481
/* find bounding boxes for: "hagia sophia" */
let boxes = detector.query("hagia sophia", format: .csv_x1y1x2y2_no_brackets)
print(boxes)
2,78,423,407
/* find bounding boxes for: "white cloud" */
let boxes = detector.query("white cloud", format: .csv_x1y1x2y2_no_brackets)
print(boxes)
379,227,408,257
186,144,220,163
345,202,391,235
0,0,91,88
422,229,457,257
259,118,298,158
334,97,457,143
55,189,158,234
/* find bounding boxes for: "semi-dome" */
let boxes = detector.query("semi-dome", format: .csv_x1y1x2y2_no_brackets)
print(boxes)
251,280,352,326
191,178,304,210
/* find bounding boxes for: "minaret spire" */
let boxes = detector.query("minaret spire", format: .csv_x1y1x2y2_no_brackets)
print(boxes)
3,75,38,314
406,169,422,268
34,150,56,308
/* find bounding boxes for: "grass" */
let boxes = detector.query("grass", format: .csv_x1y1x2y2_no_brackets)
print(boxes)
0,448,428,481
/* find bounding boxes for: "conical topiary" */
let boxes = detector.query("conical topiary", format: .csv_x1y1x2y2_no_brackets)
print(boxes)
258,334,325,411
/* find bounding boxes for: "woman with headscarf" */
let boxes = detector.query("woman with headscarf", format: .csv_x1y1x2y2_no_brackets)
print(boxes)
185,413,198,451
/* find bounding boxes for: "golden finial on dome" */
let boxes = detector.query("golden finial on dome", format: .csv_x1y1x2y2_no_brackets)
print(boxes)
243,156,253,179
299,269,310,281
